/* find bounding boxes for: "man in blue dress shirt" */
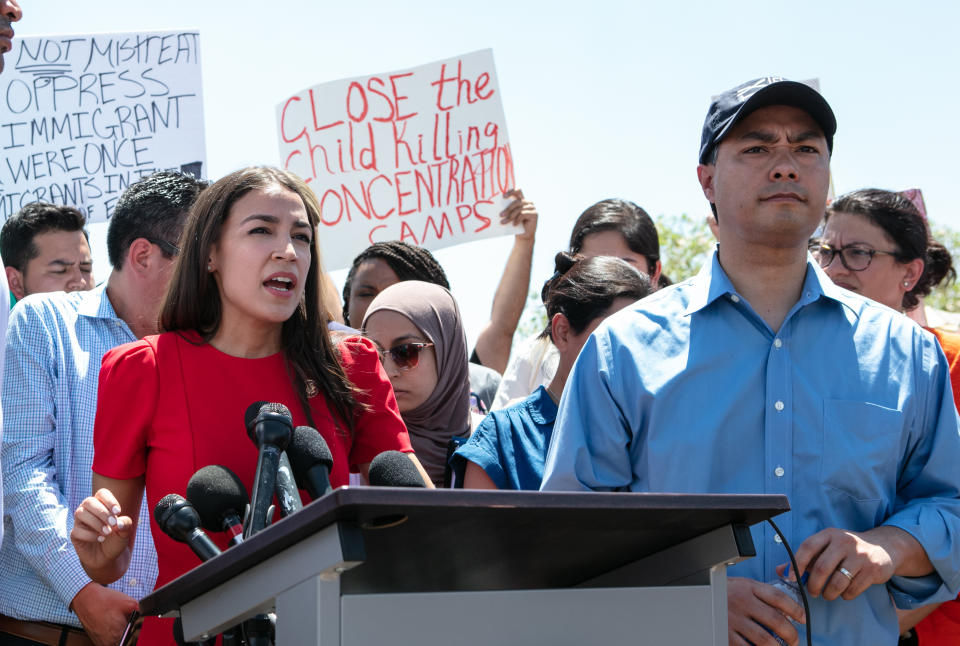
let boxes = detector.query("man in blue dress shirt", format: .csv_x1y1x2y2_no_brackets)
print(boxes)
541,77,960,645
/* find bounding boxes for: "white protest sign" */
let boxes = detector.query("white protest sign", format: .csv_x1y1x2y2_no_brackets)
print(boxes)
0,30,206,222
277,48,517,270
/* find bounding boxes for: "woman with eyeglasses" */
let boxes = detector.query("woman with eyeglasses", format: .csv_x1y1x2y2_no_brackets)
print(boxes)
70,167,426,645
361,281,475,487
813,188,960,646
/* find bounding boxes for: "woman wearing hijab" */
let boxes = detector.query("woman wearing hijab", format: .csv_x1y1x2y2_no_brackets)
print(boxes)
361,281,474,487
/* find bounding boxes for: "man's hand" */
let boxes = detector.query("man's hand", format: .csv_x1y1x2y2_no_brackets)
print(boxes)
70,582,138,646
792,526,927,602
500,189,538,242
728,577,805,646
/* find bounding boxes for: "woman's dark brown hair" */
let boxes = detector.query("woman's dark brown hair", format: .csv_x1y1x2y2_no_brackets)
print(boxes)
160,166,360,432
540,252,652,338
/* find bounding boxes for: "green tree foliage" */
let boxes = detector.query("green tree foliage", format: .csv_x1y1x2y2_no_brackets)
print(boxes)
926,221,960,313
656,213,715,284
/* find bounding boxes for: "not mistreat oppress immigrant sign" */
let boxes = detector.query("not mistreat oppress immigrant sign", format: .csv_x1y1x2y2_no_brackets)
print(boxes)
0,30,207,222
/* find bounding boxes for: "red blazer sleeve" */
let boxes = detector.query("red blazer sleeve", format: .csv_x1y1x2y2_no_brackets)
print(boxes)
92,338,160,480
338,335,413,469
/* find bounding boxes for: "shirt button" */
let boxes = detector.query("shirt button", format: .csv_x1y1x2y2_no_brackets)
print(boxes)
128,578,138,587
774,466,785,477
730,294,740,303
774,535,783,544
773,338,783,348
774,400,785,411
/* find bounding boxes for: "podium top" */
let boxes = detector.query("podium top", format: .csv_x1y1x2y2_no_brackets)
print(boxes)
141,488,788,614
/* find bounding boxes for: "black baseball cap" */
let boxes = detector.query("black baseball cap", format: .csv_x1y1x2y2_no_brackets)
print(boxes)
699,77,837,164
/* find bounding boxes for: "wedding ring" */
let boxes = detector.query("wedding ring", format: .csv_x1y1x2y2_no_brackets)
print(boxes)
837,566,854,581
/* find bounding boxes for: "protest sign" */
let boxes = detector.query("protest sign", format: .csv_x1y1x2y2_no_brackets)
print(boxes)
277,49,517,270
0,30,206,221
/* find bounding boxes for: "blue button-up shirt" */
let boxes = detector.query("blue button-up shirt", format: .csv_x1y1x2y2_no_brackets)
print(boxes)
0,284,158,625
541,250,960,645
455,385,558,490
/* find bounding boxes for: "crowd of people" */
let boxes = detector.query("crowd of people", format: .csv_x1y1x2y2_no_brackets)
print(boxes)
0,3,959,646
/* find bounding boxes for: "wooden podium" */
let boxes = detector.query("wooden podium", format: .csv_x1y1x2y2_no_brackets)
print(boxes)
140,488,788,645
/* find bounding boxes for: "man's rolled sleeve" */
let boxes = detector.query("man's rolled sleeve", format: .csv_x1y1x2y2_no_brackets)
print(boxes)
883,335,960,607
1,304,91,607
541,330,635,492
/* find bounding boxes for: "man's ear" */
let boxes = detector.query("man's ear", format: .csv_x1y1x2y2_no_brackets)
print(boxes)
6,265,25,301
697,163,716,203
125,238,155,276
550,313,571,353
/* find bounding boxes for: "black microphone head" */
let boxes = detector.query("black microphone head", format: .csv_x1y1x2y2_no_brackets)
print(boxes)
243,400,293,444
186,465,249,532
288,425,334,475
244,400,270,433
368,450,426,487
245,401,293,447
154,493,202,541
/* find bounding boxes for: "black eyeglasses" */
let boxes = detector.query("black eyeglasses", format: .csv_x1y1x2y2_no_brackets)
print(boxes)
146,237,181,257
377,342,434,371
809,242,899,272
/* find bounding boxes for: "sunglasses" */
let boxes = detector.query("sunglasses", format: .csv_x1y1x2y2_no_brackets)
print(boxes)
377,342,434,371
145,237,181,257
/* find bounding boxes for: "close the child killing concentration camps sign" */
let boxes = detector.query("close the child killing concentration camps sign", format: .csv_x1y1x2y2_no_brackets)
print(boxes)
0,30,207,222
277,49,518,270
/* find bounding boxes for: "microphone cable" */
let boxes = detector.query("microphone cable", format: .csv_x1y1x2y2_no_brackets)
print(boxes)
766,517,813,646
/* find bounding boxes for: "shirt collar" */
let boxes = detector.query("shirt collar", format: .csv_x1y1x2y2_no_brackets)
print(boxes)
76,282,121,321
527,386,559,425
683,246,848,317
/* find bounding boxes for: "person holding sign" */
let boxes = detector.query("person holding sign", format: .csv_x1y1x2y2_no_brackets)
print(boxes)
491,198,663,409
70,167,425,646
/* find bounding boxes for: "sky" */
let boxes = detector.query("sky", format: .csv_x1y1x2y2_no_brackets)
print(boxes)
8,0,960,348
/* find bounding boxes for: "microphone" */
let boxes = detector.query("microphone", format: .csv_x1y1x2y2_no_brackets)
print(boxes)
245,402,303,518
245,402,293,537
186,465,248,547
287,425,334,500
153,494,222,562
369,450,427,488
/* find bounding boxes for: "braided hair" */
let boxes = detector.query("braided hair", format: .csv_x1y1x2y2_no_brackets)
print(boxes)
342,241,450,326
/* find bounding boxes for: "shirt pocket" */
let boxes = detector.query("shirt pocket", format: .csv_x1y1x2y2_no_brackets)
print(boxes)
820,399,902,503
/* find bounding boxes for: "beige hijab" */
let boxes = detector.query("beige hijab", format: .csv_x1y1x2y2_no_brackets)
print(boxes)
362,281,471,486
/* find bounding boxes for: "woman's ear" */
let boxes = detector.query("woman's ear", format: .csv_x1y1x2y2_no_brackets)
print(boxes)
550,313,572,353
902,258,925,291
